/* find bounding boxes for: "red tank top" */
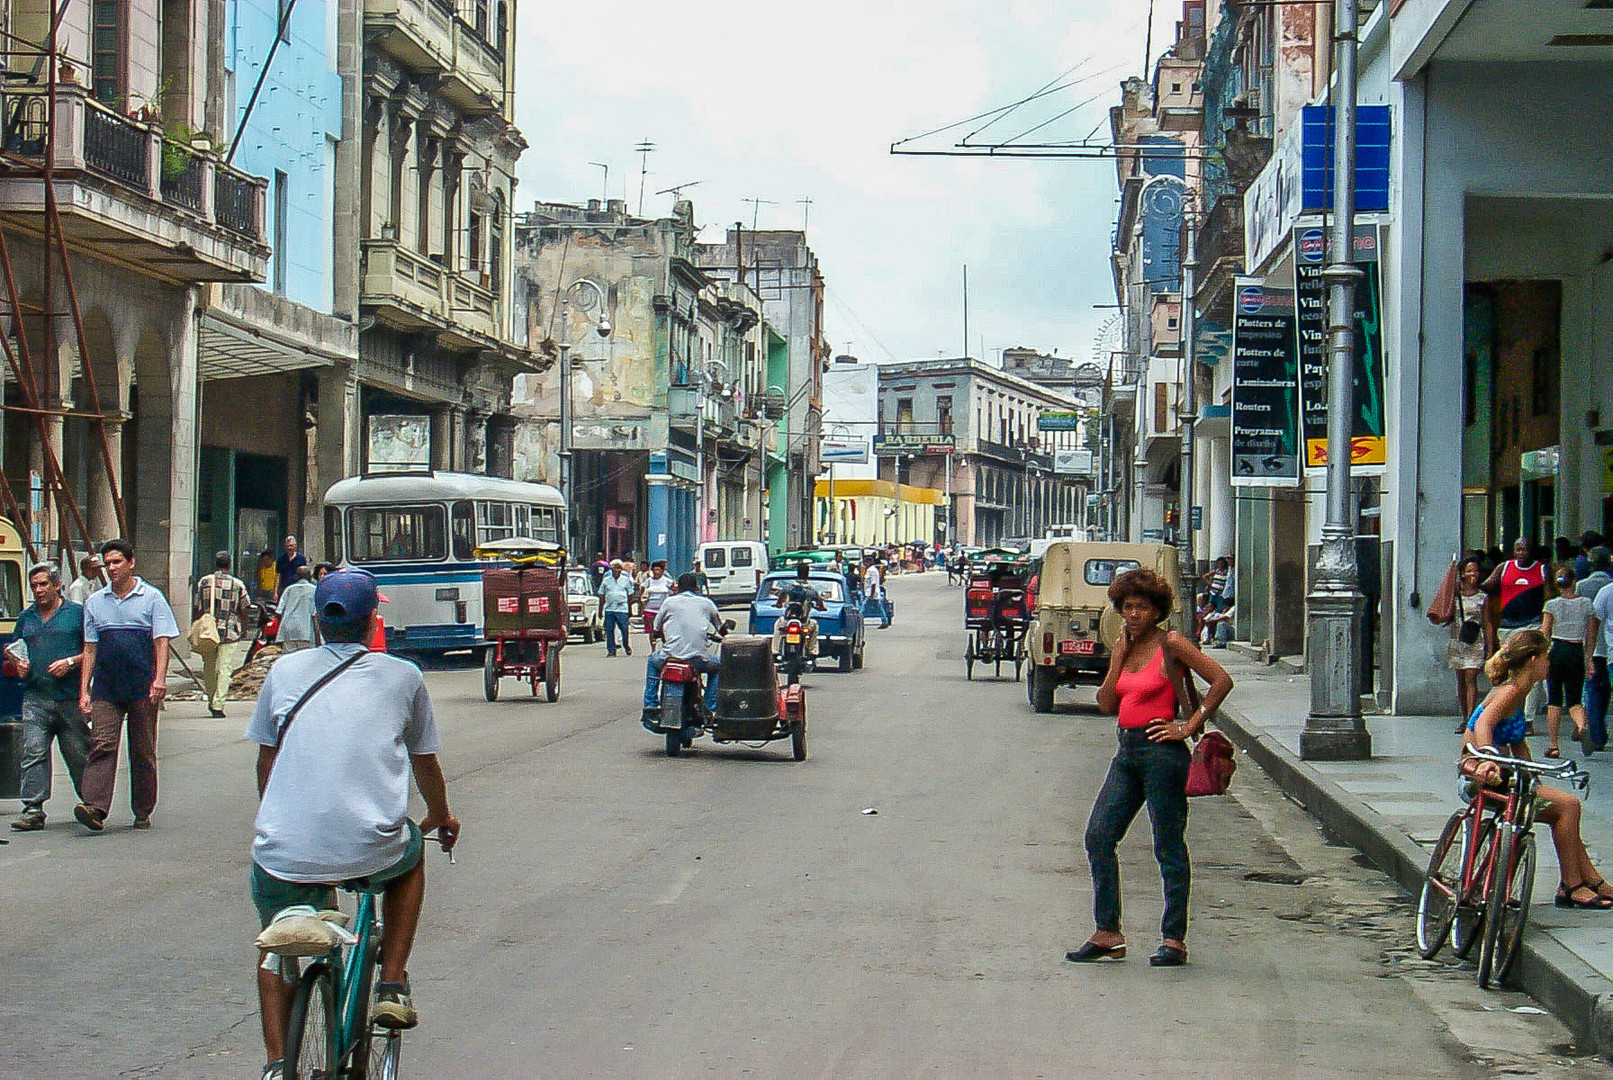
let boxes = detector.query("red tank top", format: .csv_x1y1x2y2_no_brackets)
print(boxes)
1497,559,1546,627
1116,646,1178,729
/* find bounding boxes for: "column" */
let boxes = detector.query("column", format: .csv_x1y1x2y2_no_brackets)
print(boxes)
133,288,200,608
430,408,452,471
1208,436,1233,567
646,474,671,565
307,364,362,557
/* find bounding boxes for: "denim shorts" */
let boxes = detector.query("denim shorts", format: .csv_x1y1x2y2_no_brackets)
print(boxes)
251,819,423,927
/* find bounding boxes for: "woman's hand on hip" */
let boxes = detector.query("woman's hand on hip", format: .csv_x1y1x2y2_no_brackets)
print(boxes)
1146,717,1195,743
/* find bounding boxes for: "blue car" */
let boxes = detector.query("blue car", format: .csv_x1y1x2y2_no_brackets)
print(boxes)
748,571,865,673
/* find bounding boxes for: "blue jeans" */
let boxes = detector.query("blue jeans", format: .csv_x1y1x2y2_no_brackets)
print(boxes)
643,650,720,712
1084,729,1193,941
1585,656,1610,750
18,694,90,812
604,610,630,654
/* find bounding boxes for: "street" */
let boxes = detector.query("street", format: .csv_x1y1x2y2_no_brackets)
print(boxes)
0,573,1603,1079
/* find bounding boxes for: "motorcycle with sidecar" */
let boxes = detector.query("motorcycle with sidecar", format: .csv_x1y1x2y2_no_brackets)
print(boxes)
648,629,807,761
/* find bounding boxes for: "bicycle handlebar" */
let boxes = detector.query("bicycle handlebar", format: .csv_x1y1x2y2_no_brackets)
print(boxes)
1466,744,1590,789
426,830,456,864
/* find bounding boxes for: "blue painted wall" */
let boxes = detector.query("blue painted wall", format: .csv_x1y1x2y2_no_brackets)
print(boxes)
224,0,343,313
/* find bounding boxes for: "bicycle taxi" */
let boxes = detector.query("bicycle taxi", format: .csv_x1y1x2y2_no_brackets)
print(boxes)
963,548,1033,681
476,538,567,703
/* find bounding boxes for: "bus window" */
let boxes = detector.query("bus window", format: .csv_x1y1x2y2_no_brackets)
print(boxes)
349,505,447,563
476,500,517,544
324,505,343,565
451,501,475,560
531,505,560,544
0,560,20,618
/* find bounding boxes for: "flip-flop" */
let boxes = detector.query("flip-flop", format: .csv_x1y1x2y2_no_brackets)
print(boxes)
1545,746,1562,758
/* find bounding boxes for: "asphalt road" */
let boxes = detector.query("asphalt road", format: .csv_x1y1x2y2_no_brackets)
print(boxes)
0,573,1603,1078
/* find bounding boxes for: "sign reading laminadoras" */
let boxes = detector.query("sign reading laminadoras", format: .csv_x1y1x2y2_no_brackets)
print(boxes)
873,433,956,456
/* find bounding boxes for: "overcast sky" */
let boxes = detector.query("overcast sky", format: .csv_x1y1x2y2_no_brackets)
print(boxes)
513,1,1170,367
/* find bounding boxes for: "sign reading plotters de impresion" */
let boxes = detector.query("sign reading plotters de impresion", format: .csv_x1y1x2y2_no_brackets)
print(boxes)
1231,279,1301,486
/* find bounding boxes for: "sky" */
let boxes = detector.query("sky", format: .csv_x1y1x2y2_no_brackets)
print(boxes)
512,0,1172,367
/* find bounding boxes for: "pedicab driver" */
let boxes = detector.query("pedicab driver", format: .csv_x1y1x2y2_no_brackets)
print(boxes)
247,568,459,1080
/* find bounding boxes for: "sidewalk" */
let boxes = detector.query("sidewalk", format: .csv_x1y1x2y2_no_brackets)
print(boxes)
1213,651,1613,1053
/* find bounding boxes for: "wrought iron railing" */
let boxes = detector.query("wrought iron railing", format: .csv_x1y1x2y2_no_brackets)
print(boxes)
214,166,259,238
83,103,147,188
160,141,204,212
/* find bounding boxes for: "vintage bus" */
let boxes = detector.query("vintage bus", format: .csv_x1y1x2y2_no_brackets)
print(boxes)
322,472,567,654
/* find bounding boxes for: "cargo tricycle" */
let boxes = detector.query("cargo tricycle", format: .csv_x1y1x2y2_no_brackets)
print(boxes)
477,539,567,703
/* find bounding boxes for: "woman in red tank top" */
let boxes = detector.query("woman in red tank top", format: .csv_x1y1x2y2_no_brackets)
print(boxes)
1066,568,1233,968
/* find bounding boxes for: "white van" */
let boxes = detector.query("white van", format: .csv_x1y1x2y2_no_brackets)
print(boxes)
699,540,768,603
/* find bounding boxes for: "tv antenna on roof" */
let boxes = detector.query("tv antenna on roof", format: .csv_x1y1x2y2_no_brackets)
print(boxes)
656,180,702,200
634,139,655,216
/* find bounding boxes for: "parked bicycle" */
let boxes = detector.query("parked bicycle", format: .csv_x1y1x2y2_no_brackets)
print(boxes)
1417,746,1588,989
264,835,453,1079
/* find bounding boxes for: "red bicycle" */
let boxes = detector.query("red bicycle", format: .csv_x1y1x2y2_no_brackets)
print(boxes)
1417,746,1587,989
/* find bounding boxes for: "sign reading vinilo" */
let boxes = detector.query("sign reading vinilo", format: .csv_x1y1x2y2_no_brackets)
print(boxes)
1230,280,1301,486
1294,222,1387,472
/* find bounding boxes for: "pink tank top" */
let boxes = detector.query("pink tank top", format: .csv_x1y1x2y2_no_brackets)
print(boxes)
1116,647,1178,729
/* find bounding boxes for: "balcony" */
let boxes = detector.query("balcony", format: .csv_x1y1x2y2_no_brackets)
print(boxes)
0,83,268,282
667,386,740,440
367,0,506,114
361,239,504,346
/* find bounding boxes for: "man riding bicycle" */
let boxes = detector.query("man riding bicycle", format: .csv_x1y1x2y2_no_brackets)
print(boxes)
771,562,826,660
247,569,460,1080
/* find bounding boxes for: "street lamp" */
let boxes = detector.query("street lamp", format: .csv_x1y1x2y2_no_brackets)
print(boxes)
558,278,610,544
1301,0,1371,762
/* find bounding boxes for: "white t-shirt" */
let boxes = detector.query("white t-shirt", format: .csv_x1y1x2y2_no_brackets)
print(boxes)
642,574,675,612
652,592,722,659
1595,582,1613,661
247,644,440,882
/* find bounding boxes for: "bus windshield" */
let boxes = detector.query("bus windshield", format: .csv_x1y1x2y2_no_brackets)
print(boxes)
349,505,448,563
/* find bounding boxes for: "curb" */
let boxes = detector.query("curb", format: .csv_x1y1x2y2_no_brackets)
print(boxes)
1214,701,1613,1054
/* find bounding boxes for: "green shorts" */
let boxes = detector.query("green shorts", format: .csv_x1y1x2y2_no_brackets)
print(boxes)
251,820,424,928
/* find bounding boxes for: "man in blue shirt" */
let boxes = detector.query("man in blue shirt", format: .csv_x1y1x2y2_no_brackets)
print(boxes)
597,559,634,657
10,563,87,831
74,538,180,832
273,535,308,601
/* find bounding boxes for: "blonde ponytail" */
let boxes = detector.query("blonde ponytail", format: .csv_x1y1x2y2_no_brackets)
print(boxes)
1484,628,1549,686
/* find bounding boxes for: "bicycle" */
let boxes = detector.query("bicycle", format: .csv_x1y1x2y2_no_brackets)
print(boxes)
1416,746,1587,989
267,836,453,1080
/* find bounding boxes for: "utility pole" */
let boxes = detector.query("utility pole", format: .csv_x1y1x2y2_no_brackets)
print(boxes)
558,341,573,515
962,264,970,360
1301,0,1371,761
1178,194,1197,608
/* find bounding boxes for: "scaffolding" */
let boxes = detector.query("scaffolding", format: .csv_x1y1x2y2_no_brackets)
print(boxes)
0,3,128,566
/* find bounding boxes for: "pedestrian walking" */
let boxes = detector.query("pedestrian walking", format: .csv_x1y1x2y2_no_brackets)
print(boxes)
1588,576,1613,758
64,553,104,606
1575,531,1604,580
9,563,88,831
273,536,307,601
275,564,317,652
192,551,251,719
598,559,633,657
691,559,709,595
74,539,180,832
1483,537,1549,729
1542,567,1594,757
1446,556,1492,733
1579,547,1613,752
641,560,674,643
1067,568,1233,968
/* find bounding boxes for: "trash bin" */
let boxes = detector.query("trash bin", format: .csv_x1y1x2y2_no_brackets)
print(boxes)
0,720,22,800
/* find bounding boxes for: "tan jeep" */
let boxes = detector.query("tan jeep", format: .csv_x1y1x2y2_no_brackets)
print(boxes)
1026,541,1179,713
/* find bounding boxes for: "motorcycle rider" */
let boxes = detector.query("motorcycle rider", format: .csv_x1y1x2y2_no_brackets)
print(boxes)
640,572,724,728
771,562,825,660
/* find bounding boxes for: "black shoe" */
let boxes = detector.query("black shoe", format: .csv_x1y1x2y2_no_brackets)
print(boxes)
209,707,226,718
1065,941,1126,962
1148,944,1188,967
73,803,105,832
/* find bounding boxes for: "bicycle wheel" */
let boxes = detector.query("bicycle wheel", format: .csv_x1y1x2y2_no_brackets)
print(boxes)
284,962,338,1080
371,1031,402,1080
1416,811,1466,958
346,931,382,1078
1452,816,1497,960
1478,832,1536,989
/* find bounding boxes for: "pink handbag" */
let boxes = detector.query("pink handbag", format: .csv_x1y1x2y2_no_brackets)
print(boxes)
1186,731,1237,797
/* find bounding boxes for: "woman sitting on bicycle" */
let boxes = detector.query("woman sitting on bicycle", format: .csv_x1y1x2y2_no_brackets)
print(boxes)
1461,629,1613,910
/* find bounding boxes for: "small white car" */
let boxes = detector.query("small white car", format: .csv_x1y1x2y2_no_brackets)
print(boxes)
565,569,603,643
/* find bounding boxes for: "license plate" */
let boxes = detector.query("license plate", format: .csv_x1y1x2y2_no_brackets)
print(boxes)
1061,639,1096,656
786,632,801,644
